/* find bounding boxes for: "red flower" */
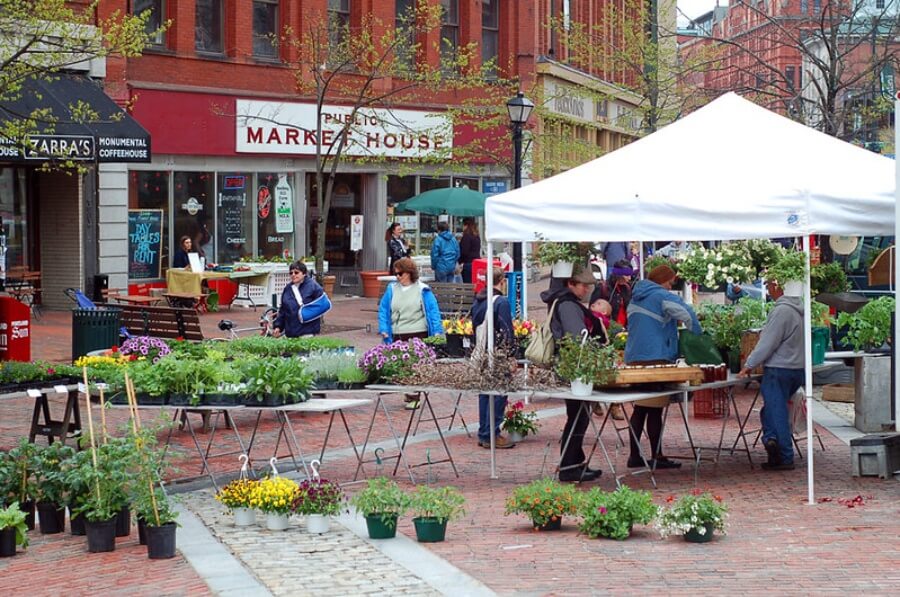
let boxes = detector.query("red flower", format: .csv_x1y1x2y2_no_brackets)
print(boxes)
110,345,119,353
46,368,55,375
666,495,675,503
176,336,185,342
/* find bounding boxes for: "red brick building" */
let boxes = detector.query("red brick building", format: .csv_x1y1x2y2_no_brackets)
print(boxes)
97,0,646,288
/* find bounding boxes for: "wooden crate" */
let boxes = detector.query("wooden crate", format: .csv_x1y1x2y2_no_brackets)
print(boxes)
740,330,764,375
606,365,704,387
823,383,855,403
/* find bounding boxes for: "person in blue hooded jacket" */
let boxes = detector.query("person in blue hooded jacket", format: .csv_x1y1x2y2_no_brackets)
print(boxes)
624,264,701,470
430,221,460,282
273,261,332,337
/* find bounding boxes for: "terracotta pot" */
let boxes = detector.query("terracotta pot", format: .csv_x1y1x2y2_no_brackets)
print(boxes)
360,271,389,298
321,275,336,298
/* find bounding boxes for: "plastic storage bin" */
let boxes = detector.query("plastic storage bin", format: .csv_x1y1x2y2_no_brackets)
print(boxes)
812,326,830,365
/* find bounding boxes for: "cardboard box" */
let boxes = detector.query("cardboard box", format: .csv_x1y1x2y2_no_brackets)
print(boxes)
823,383,855,403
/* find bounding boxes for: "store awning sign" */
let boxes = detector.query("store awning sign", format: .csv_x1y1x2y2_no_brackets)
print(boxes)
236,99,452,158
0,75,151,164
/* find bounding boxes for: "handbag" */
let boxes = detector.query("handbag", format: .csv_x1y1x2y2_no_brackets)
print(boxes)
678,330,724,365
524,299,559,366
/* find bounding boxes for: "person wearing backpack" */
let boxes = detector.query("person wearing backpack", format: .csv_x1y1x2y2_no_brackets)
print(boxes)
430,221,460,282
540,267,608,482
470,268,516,449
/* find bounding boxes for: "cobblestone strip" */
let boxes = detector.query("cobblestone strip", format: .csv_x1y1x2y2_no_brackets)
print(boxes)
182,490,441,597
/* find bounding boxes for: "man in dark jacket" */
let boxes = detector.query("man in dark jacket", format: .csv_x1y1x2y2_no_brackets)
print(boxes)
541,267,607,482
471,268,515,449
739,282,805,470
273,262,332,337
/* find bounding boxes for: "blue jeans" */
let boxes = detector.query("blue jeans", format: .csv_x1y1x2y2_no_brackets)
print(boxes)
435,270,454,282
759,366,804,464
478,394,507,443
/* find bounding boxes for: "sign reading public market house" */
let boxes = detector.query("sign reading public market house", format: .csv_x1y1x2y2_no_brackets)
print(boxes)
236,100,452,158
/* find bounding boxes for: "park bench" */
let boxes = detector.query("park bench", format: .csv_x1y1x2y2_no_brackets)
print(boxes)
113,303,204,341
429,282,476,318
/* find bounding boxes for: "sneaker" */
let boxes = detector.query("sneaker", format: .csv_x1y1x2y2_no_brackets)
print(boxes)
653,457,682,470
404,399,420,410
764,438,781,465
761,461,795,471
559,467,601,483
478,436,515,449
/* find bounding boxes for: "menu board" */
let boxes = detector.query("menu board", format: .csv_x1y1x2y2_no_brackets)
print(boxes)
128,210,163,280
219,192,247,244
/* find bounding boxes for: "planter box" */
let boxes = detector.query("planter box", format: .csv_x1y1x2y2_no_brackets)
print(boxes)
202,393,242,407
822,383,854,403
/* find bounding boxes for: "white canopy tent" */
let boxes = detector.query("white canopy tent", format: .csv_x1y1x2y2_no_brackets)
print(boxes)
482,92,897,501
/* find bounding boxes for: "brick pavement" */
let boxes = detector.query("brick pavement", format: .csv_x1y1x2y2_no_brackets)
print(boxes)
5,284,900,594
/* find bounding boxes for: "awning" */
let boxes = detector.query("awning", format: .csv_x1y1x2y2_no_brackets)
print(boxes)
0,75,151,163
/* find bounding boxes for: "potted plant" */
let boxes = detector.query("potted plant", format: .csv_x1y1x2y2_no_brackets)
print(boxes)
442,317,474,357
0,502,28,557
766,250,807,296
835,296,895,352
534,241,585,278
251,476,299,531
678,244,755,291
118,335,172,364
0,439,38,530
63,449,94,536
349,477,411,539
304,350,360,390
126,359,169,405
555,335,617,396
359,338,437,384
134,486,179,559
241,357,314,407
657,490,728,543
292,478,345,534
578,485,658,540
33,441,76,534
409,485,466,543
215,478,260,526
504,477,582,531
336,361,368,390
811,261,850,296
501,400,539,443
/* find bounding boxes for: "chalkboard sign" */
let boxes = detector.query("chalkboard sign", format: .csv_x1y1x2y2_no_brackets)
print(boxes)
128,210,163,280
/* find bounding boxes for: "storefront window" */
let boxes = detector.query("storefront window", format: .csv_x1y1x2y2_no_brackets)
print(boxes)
257,172,295,260
0,168,29,269
216,172,253,264
128,171,169,273
418,176,449,250
173,171,214,265
308,173,360,267
387,175,416,255
451,177,479,234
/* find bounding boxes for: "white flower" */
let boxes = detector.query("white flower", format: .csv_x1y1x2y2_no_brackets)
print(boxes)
726,276,734,284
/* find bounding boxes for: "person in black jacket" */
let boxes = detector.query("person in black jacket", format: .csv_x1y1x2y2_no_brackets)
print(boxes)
272,262,332,337
386,223,410,270
540,267,608,482
471,267,515,449
172,235,193,269
459,218,481,283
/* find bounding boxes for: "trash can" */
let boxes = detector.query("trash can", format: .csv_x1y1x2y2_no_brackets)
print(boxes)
71,307,121,362
92,274,109,303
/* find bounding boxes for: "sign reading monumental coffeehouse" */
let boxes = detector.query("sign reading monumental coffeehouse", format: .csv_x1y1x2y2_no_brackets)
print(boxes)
236,99,452,158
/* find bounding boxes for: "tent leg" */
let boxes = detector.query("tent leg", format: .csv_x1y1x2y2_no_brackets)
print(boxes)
804,236,815,505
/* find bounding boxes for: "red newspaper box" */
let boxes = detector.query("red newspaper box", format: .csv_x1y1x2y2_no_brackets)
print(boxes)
0,296,31,361
472,258,510,294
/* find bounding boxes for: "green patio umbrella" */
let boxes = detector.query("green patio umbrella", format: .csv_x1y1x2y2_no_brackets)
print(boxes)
396,187,486,217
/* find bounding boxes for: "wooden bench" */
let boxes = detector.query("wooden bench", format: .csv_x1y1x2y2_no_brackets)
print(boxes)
429,282,476,318
113,303,204,341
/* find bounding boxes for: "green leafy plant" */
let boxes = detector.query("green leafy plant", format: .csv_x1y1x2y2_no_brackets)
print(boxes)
500,400,539,436
740,239,786,274
811,261,850,295
504,478,582,528
533,240,591,267
697,303,742,352
0,360,78,386
578,485,658,540
0,502,29,549
240,357,314,403
555,335,618,384
33,442,76,505
349,477,411,528
766,250,807,285
304,350,359,383
409,485,466,523
835,296,896,351
0,438,38,505
337,363,368,384
678,243,755,289
644,254,678,275
292,479,345,516
126,358,169,397
656,490,728,539
811,301,832,328
72,436,138,522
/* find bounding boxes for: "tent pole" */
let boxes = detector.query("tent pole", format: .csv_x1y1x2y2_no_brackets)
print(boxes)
804,237,815,505
486,241,497,479
895,92,900,434
521,242,528,321
638,241,645,279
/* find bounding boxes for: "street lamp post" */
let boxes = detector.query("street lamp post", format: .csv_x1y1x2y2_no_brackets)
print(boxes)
506,91,534,271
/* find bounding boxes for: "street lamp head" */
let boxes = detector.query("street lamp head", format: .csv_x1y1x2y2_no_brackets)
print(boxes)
506,91,534,125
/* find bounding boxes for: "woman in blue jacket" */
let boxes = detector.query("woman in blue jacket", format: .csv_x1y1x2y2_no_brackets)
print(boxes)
430,221,460,282
273,262,332,337
624,264,701,470
378,257,443,343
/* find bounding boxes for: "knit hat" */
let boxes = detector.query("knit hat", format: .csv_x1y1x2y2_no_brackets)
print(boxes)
648,264,677,285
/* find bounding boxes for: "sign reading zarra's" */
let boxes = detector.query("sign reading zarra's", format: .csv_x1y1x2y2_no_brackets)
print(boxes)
236,100,451,158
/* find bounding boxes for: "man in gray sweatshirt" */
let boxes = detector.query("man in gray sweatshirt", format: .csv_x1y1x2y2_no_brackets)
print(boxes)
738,284,806,470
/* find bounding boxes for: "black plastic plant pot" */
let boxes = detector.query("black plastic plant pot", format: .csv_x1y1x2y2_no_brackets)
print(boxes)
135,393,168,406
445,334,465,357
145,522,177,559
0,528,16,557
533,517,562,531
137,516,147,545
22,500,35,531
37,502,66,534
412,517,447,543
85,517,117,553
115,506,131,537
364,513,398,539
70,511,86,536
167,393,195,407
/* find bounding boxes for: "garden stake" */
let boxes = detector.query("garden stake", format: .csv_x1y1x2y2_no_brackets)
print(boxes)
125,375,160,526
81,366,102,502
538,441,553,477
98,383,108,444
